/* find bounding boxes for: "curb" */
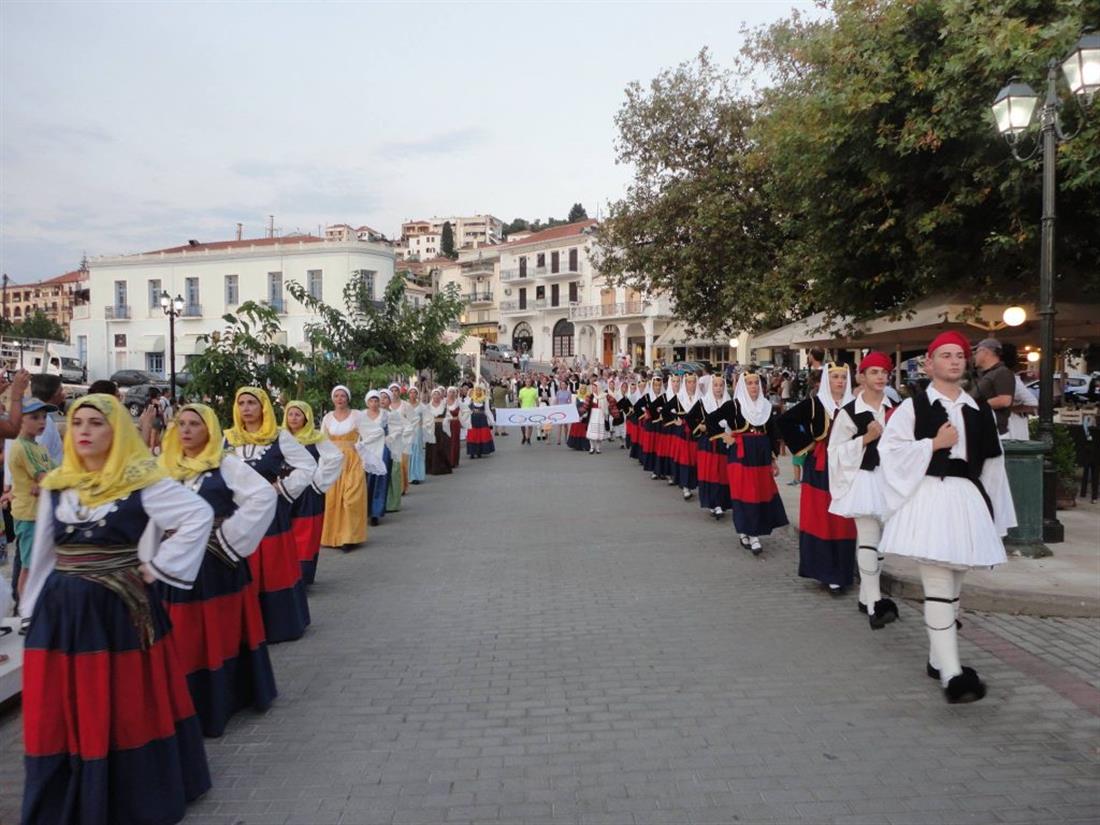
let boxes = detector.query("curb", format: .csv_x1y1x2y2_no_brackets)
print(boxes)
882,567,1100,619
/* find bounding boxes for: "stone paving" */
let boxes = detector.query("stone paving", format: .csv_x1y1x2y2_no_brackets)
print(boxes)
1,434,1098,824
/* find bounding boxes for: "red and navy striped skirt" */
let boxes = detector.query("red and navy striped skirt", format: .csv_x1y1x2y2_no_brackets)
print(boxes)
157,551,277,738
467,411,495,457
697,435,732,510
727,433,789,536
251,498,311,643
797,441,856,586
566,421,589,451
23,571,211,825
640,419,659,471
671,425,698,490
291,485,325,585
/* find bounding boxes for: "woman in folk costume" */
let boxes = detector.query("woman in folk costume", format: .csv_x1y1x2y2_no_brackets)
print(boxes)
425,388,453,476
320,385,368,550
880,333,1014,703
224,387,316,641
566,384,592,451
379,390,404,513
403,386,428,484
158,403,278,737
466,385,496,458
389,384,412,494
827,352,899,630
608,378,627,446
585,380,608,454
656,373,682,484
779,363,858,594
697,375,733,520
360,390,389,526
724,371,789,554
640,374,666,475
21,394,214,825
282,401,342,584
624,381,643,457
672,372,703,501
444,387,466,469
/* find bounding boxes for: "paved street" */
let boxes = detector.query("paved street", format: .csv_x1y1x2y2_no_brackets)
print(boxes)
1,435,1098,825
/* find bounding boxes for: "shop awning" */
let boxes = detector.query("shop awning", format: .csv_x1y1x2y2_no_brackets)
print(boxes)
654,322,733,349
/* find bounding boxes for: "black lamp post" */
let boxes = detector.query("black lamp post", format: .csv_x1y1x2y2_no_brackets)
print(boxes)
160,290,184,400
992,29,1098,543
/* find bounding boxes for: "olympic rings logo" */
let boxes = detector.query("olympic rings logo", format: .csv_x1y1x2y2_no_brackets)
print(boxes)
506,412,568,424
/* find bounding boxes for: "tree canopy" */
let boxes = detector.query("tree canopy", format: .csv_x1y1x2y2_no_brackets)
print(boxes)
3,310,66,342
567,203,589,222
596,0,1099,335
440,221,457,259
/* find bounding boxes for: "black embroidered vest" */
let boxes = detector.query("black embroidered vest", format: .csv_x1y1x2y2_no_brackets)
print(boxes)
912,390,1002,513
841,399,884,471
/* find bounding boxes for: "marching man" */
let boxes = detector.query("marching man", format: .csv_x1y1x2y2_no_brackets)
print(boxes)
879,332,1016,703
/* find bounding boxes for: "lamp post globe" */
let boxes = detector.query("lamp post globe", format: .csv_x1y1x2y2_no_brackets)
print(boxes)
991,78,1039,139
1002,306,1027,327
1061,29,1100,101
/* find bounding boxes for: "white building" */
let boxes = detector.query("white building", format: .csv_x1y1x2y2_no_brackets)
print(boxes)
71,234,395,381
401,214,503,257
437,247,500,343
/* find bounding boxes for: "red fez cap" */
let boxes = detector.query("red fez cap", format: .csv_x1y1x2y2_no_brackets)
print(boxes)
926,331,971,360
858,351,893,373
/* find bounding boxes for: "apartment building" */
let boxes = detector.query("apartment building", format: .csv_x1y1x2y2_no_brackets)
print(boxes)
2,269,89,337
324,223,386,242
437,247,501,343
399,214,504,258
70,234,395,381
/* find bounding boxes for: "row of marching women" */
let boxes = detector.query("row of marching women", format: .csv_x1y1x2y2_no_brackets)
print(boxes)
16,378,490,824
611,332,1015,705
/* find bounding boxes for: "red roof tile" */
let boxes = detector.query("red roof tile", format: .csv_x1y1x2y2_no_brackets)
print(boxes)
499,219,597,249
44,269,87,284
144,235,325,254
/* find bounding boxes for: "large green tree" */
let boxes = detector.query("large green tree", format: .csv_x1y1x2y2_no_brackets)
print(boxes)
440,221,457,258
598,1,1100,333
10,310,66,341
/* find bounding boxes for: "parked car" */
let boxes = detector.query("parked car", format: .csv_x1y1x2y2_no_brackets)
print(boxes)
122,383,170,417
483,343,516,362
110,369,164,387
1026,372,1091,406
54,356,87,384
667,361,705,375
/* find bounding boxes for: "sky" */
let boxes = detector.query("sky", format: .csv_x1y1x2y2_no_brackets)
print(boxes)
0,0,825,283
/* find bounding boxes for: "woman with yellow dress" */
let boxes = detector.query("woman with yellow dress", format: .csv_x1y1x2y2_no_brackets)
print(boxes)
319,385,368,550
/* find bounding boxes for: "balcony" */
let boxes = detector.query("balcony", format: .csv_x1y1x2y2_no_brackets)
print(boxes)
72,304,90,321
181,304,202,317
464,291,494,306
568,300,647,320
500,268,530,282
460,262,495,278
499,300,538,316
105,305,131,320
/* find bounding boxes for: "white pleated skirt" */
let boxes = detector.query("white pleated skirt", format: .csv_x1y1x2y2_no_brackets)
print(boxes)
829,468,889,520
881,476,1007,569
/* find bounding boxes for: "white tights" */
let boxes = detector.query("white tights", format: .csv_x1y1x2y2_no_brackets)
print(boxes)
918,563,966,686
855,517,883,615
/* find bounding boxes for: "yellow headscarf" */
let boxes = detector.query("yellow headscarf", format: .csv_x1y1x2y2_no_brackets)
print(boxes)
159,403,225,480
224,386,279,447
281,400,325,446
41,393,166,507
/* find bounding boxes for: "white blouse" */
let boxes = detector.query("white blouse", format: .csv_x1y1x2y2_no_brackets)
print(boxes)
179,453,277,562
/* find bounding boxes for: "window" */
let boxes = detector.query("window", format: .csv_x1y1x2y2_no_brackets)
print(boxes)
519,257,527,277
569,248,578,272
225,274,239,306
551,251,560,273
114,280,128,308
185,277,199,313
307,269,323,300
518,287,527,310
536,253,545,268
551,283,560,307
146,352,164,374
268,271,283,310
359,270,376,301
536,285,545,300
77,335,88,364
552,318,574,358
148,279,162,309
569,281,578,303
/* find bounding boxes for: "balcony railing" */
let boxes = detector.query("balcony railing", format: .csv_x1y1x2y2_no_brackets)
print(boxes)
568,300,646,320
464,291,493,304
500,268,528,282
181,304,202,317
500,300,541,314
105,305,131,320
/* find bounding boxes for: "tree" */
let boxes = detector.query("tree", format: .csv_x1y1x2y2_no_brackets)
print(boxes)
9,311,65,341
503,217,529,237
440,221,457,258
597,2,1100,333
594,50,793,335
567,203,589,222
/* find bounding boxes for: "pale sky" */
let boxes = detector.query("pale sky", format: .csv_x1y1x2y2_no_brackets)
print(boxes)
0,0,824,283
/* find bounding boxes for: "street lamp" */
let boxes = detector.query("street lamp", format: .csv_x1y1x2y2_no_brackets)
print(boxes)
991,28,1098,543
160,290,184,400
1002,305,1027,327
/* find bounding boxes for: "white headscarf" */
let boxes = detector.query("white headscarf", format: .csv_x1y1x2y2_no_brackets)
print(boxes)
428,388,446,416
702,378,731,414
816,363,854,417
365,389,381,403
664,374,680,401
677,377,700,412
331,385,352,404
646,376,664,401
733,372,772,427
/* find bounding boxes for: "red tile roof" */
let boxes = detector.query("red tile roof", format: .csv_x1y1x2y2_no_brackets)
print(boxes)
44,269,87,284
499,219,597,249
144,235,325,254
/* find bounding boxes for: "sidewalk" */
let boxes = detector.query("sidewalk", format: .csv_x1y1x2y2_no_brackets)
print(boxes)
775,455,1100,618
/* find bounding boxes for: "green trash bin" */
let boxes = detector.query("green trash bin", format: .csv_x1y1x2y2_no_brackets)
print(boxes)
1002,439,1050,557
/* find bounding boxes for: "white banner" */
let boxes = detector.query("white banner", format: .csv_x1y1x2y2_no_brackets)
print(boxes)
494,403,579,426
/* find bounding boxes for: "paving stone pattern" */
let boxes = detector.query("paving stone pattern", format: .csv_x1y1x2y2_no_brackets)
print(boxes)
1,436,1098,825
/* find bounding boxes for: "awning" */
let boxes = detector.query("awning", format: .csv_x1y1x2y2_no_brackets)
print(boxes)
183,334,206,354
653,322,733,349
139,335,165,352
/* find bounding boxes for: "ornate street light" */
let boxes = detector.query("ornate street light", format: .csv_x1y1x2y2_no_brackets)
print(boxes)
160,290,184,400
991,28,1096,543
1002,306,1027,327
